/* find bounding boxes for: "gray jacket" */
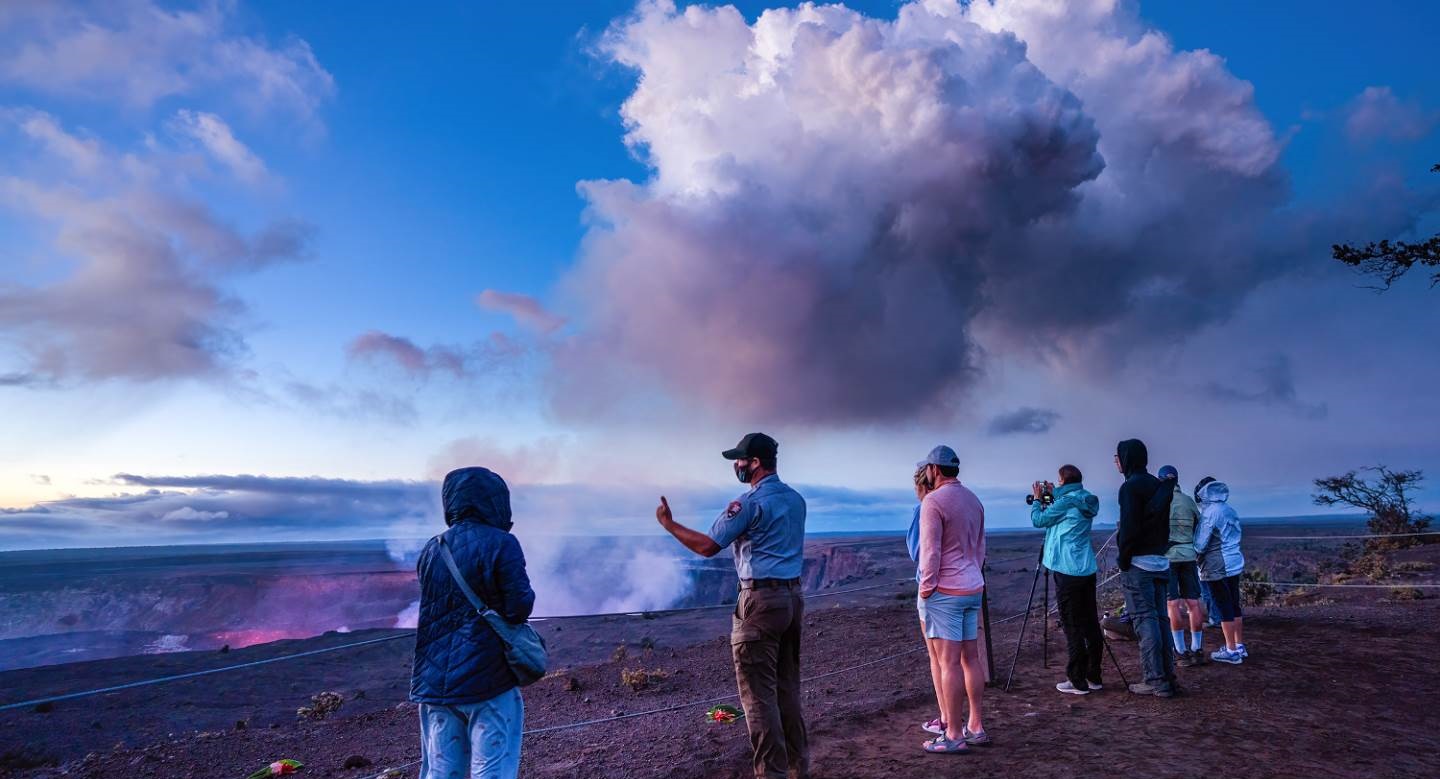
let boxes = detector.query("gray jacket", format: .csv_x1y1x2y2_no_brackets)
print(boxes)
1195,481,1244,582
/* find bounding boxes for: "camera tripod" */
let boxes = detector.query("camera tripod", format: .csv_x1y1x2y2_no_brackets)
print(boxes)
1004,547,1129,692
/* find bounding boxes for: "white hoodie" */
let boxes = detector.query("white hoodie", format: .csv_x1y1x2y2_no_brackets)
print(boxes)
1195,481,1244,581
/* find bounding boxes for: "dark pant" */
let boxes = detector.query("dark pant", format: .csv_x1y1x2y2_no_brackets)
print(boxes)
732,583,808,779
1199,579,1220,624
1120,567,1176,690
1208,574,1244,622
1054,572,1104,690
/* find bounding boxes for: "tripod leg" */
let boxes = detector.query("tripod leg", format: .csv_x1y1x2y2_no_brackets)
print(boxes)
1104,635,1130,688
1004,560,1045,692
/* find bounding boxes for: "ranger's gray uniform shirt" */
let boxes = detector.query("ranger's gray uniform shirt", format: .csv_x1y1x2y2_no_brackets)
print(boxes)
708,474,807,580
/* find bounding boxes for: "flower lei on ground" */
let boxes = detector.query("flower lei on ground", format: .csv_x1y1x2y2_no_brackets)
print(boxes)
706,704,744,724
246,758,303,778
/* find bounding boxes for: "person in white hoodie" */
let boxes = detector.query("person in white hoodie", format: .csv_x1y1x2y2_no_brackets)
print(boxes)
1194,478,1247,664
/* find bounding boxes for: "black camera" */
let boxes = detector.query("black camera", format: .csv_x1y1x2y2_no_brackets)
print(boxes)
1025,480,1055,506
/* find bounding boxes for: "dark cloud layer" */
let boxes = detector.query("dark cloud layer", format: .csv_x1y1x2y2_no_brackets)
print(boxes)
1204,354,1328,420
0,372,43,387
987,407,1061,436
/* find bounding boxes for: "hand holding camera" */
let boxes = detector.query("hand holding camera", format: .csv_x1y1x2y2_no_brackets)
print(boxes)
1026,480,1056,506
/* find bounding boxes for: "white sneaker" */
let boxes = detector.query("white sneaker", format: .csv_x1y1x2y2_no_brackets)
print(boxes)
1210,647,1243,665
1087,679,1103,691
1056,681,1090,695
1237,642,1249,658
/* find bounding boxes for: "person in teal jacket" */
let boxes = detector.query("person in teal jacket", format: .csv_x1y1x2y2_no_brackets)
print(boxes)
1030,464,1104,695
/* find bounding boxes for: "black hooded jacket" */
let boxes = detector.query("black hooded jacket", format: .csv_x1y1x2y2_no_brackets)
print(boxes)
1115,439,1173,571
410,467,536,705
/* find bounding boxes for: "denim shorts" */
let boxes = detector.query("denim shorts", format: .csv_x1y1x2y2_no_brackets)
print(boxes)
920,592,981,641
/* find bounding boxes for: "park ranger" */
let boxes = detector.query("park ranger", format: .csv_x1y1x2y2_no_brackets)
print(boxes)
655,432,809,779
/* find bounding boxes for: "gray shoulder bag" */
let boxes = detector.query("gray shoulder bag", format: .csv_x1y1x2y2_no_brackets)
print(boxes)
437,534,548,686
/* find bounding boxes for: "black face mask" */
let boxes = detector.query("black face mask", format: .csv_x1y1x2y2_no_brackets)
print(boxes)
735,460,754,484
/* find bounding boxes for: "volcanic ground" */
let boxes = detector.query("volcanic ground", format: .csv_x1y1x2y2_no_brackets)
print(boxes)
3,525,1437,779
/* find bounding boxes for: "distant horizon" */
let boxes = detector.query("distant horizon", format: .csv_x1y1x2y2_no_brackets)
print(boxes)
0,512,1371,554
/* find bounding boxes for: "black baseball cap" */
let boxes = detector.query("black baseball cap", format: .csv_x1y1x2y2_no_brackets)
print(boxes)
722,432,778,461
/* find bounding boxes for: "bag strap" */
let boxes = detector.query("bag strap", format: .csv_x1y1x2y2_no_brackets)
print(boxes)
437,534,493,617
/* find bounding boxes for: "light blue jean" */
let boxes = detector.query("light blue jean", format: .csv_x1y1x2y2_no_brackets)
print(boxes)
419,688,524,779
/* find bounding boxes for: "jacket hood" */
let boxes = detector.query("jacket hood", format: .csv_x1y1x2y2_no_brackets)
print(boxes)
441,467,513,530
1198,480,1230,504
1056,482,1100,519
1116,439,1149,477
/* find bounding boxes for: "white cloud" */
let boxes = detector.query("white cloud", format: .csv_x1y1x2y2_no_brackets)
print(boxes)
0,3,328,387
0,1,334,124
6,108,103,174
1343,86,1439,144
169,109,268,184
552,0,1339,423
160,506,230,522
0,113,313,383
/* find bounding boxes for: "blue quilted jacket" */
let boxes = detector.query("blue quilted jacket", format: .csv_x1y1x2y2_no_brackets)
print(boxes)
410,467,535,705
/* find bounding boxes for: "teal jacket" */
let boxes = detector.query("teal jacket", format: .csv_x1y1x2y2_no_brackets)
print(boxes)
1030,482,1100,577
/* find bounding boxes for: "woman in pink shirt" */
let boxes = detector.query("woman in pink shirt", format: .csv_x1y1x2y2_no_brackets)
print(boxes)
914,445,990,755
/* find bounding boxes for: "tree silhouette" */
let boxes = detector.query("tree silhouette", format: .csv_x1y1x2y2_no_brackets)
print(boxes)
1313,466,1431,549
1331,163,1440,289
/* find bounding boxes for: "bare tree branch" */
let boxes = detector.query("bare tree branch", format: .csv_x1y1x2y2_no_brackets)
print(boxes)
1332,163,1440,289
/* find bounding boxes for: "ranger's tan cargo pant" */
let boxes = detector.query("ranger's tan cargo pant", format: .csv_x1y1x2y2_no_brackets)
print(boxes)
731,581,808,779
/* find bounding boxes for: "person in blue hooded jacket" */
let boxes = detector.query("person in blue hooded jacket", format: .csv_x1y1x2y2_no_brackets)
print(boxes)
411,467,535,779
1030,464,1104,695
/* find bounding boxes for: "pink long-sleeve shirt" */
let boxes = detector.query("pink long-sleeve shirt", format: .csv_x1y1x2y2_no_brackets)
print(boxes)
918,480,986,596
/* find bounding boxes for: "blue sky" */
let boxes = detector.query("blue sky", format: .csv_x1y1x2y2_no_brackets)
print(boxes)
1,0,1437,548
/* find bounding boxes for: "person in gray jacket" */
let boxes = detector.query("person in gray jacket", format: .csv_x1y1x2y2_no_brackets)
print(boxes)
1195,480,1246,665
1158,466,1207,666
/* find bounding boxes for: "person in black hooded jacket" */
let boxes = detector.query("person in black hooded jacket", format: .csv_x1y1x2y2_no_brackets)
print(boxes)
410,467,535,778
1113,439,1177,697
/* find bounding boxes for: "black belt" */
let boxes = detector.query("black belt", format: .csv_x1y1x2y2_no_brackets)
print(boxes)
739,577,801,590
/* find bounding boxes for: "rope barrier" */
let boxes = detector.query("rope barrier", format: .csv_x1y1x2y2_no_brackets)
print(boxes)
1268,581,1440,589
0,634,412,714
1248,531,1440,540
983,552,1037,567
533,577,911,622
0,579,915,713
